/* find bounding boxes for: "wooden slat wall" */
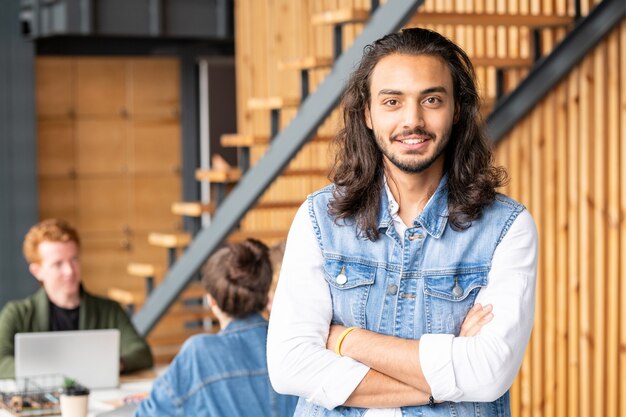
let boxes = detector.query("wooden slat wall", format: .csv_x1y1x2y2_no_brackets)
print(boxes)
493,19,625,417
36,57,182,296
233,0,624,415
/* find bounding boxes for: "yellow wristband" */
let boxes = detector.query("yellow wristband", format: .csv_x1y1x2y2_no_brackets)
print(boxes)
335,327,357,356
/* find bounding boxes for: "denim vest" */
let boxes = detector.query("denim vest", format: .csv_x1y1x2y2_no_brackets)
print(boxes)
136,314,297,417
296,177,523,417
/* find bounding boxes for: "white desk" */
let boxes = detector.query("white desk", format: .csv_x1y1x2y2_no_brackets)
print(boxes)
0,368,162,417
88,367,165,416
88,379,154,416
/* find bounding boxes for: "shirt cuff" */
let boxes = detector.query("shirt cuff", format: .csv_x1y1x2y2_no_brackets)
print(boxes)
307,357,370,410
420,333,463,402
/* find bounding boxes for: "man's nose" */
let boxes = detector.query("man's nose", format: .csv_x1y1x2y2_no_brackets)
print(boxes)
61,262,75,276
403,102,425,129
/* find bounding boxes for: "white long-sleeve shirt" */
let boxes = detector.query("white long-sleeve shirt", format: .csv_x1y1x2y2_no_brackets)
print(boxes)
267,192,538,414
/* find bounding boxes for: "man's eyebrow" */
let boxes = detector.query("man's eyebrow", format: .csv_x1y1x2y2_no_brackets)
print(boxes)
377,86,450,96
420,86,449,95
377,89,403,96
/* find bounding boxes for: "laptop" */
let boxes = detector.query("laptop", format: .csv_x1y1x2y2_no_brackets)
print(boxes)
15,329,120,389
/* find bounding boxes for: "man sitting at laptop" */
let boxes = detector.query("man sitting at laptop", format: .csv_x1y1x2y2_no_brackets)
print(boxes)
0,219,153,378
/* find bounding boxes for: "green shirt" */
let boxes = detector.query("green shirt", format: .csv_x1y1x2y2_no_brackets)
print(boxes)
0,287,153,378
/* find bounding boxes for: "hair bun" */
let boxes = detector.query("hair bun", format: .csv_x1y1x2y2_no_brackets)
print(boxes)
242,238,269,258
225,239,270,287
201,238,273,318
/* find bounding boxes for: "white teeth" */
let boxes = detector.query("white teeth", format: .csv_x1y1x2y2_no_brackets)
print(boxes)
401,139,427,144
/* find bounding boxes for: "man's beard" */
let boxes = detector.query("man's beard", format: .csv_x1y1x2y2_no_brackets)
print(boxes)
375,127,451,174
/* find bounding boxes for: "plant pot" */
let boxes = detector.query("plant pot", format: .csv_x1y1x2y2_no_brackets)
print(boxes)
59,384,90,417
59,393,89,417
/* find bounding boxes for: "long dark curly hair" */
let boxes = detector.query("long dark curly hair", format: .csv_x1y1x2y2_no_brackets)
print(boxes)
328,28,507,240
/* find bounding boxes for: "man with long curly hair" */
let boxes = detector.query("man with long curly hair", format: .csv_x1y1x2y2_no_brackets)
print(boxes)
268,28,537,417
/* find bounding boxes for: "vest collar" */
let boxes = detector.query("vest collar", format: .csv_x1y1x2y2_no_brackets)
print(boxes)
378,174,449,239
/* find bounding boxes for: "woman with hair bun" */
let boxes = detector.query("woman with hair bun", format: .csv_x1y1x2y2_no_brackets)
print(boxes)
136,239,297,417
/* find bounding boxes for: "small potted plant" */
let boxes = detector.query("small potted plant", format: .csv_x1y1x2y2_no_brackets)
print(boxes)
59,378,90,417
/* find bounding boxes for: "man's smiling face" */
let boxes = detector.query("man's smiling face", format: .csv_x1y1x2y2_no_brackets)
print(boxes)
365,53,456,176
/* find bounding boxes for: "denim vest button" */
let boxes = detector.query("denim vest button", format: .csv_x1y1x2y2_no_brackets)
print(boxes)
336,273,347,285
408,234,424,241
452,284,463,298
387,284,398,295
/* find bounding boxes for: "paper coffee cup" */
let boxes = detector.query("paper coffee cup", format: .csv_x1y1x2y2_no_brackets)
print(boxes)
60,393,89,417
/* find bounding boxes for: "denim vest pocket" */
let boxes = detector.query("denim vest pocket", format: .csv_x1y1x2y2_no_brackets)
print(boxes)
423,269,488,335
323,259,376,328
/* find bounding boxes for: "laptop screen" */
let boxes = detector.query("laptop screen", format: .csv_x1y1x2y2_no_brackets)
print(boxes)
15,329,120,389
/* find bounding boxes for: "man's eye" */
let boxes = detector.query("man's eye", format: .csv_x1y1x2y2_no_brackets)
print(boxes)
385,99,398,106
425,97,441,104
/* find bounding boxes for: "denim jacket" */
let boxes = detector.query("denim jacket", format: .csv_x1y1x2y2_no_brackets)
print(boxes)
136,313,297,417
295,177,523,417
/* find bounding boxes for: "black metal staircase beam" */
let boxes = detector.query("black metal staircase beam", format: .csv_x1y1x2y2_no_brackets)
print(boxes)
487,0,625,143
133,0,424,335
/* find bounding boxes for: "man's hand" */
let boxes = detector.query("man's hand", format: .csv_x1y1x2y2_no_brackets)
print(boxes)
327,323,347,352
327,303,493,352
459,303,493,336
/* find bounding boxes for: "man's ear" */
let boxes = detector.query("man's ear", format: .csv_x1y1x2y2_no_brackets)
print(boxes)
364,106,373,130
29,263,42,282
205,294,217,308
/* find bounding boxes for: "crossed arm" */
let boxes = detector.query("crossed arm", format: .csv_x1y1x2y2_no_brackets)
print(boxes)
330,304,493,407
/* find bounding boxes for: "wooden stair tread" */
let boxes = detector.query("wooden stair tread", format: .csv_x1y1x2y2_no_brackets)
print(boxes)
184,201,302,217
159,305,213,319
171,201,216,217
228,229,289,242
127,262,160,278
278,56,333,71
282,168,329,177
273,53,534,72
312,8,369,25
247,96,300,110
119,288,196,306
182,282,207,299
196,167,327,184
144,303,211,316
221,134,333,148
108,282,207,307
108,288,141,306
408,12,572,28
308,135,334,143
221,134,271,147
182,201,303,217
148,232,192,248
195,168,242,183
195,167,327,184
471,56,533,68
255,200,305,210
